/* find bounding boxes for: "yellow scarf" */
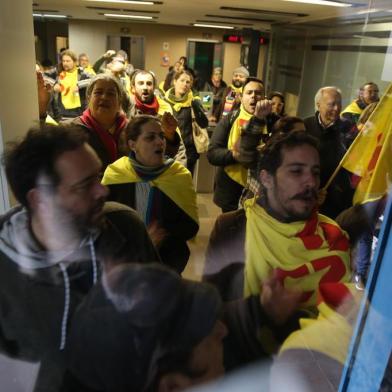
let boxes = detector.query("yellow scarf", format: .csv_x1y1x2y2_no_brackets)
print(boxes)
83,65,96,76
157,96,173,116
58,68,81,109
165,89,195,112
229,84,243,94
341,100,363,116
224,104,253,186
102,157,199,224
279,283,360,365
243,198,351,311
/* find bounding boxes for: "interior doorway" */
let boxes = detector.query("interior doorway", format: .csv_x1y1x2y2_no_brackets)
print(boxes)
107,35,145,69
187,40,222,90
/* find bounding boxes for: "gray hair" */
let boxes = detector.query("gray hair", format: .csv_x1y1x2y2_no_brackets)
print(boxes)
86,73,125,103
314,86,342,111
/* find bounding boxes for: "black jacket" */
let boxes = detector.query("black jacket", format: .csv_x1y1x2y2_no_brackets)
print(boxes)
107,183,199,273
304,113,355,219
208,113,264,212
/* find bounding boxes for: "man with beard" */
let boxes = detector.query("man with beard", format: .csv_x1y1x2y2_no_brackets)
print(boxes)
208,77,267,212
204,131,351,312
304,86,356,219
0,125,158,392
216,66,249,120
129,69,186,164
341,82,380,126
53,50,92,119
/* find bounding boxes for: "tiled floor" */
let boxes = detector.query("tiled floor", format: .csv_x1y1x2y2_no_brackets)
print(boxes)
182,192,221,281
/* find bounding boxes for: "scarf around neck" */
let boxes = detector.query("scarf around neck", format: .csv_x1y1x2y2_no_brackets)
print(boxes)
102,156,199,223
134,95,160,116
80,109,128,163
128,151,173,181
165,88,194,111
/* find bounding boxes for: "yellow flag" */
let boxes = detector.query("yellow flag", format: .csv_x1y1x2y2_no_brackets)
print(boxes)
341,83,392,204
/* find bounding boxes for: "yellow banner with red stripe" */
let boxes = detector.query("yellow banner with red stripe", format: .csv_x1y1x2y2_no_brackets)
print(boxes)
340,83,392,204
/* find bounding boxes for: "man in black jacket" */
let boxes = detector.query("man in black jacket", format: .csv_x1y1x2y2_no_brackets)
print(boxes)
208,78,269,212
304,86,356,219
0,125,158,392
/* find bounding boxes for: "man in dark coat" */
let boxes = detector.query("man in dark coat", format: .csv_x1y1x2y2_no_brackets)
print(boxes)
304,86,356,219
0,125,158,392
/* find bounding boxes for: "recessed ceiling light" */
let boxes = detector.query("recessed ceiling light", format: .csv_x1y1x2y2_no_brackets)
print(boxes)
33,13,68,18
282,0,352,7
193,23,234,29
356,8,381,15
86,0,154,4
104,13,153,18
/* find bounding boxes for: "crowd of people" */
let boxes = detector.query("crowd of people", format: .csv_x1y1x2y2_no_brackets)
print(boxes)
0,45,388,392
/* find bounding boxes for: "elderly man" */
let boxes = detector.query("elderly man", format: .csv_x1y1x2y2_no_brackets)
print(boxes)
204,131,351,311
217,66,250,120
78,53,96,76
208,77,267,212
341,82,379,125
53,49,92,119
128,69,186,165
304,86,355,218
0,125,158,391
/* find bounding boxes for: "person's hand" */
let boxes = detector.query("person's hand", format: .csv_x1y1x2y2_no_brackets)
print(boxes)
318,188,327,206
208,114,217,123
73,85,79,93
260,273,302,325
232,138,241,161
36,71,51,118
161,112,178,142
254,99,272,120
104,50,116,59
53,83,61,93
147,221,167,247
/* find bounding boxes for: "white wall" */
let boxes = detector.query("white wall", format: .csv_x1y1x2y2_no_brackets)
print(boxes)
0,0,38,210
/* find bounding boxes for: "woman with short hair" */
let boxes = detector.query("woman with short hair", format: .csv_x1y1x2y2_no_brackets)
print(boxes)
64,74,129,168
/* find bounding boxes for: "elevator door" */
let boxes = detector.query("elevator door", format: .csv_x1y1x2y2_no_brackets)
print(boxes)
107,35,145,69
187,40,222,90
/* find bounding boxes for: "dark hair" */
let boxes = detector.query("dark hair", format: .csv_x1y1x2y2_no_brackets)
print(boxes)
243,77,264,91
41,58,53,68
258,130,319,175
3,125,86,208
179,56,188,66
130,69,157,89
268,91,284,102
66,263,221,392
273,116,304,134
268,91,286,115
126,115,161,142
360,82,378,91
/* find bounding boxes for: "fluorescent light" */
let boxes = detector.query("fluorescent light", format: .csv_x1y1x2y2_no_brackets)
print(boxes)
33,13,68,18
282,0,352,7
193,23,234,29
104,13,153,19
356,8,381,15
86,0,154,4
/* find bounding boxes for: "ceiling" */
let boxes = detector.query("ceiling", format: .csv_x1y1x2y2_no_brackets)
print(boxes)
32,0,392,31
